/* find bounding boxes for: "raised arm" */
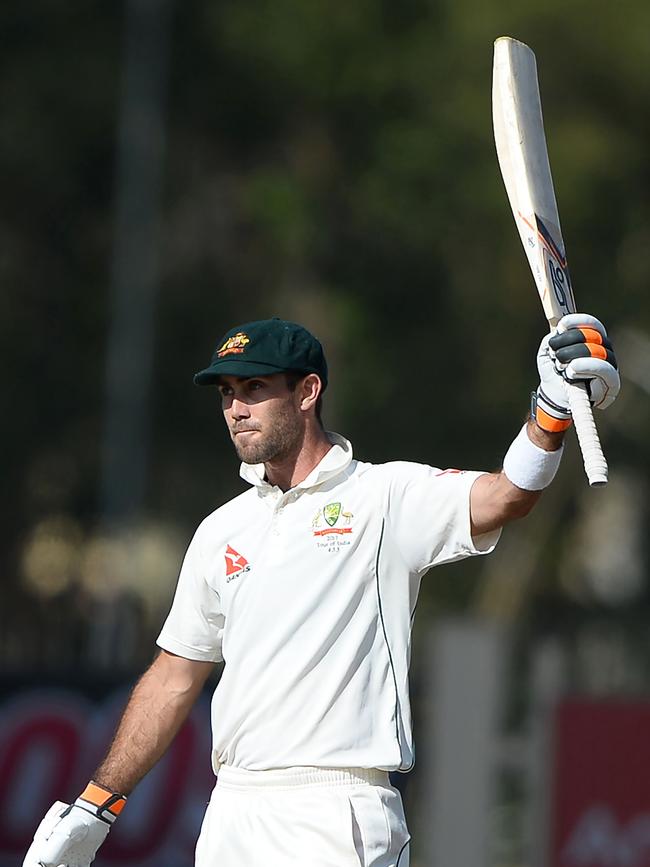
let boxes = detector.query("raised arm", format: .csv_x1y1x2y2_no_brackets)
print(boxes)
23,650,215,867
470,313,620,538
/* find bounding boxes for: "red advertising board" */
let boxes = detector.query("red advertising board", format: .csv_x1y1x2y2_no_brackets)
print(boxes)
0,688,215,867
553,700,650,867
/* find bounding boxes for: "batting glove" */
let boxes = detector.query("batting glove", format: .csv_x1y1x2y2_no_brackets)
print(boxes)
22,782,126,867
533,313,620,432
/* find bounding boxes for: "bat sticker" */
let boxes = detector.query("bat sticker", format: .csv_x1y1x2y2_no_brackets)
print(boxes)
535,215,575,313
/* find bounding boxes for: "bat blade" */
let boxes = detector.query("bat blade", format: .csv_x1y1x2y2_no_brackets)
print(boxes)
492,36,608,486
492,37,577,326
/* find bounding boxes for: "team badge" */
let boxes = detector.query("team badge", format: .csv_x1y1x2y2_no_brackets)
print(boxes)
323,502,341,527
217,332,250,358
312,503,354,542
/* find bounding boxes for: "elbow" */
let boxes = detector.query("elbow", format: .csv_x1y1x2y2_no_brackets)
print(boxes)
149,650,213,703
503,490,542,522
470,473,542,535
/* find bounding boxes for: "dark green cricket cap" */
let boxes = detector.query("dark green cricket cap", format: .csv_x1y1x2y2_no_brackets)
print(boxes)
194,318,328,389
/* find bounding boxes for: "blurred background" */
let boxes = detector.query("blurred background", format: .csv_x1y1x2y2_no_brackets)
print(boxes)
1,1,649,865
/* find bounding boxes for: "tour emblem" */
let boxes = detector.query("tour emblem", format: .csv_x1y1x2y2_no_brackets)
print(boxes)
224,545,250,582
217,332,250,358
312,503,354,540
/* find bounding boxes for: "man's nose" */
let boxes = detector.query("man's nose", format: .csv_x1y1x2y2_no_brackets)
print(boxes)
230,397,250,419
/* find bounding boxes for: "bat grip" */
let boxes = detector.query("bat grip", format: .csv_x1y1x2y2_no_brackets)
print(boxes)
565,381,608,486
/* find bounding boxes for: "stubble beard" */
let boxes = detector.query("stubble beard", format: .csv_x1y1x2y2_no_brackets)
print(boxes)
232,404,303,465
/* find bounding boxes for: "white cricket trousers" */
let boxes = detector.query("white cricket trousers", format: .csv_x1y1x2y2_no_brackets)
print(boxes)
195,765,410,867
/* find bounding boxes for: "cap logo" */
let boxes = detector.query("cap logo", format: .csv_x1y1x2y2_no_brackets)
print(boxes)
217,332,250,357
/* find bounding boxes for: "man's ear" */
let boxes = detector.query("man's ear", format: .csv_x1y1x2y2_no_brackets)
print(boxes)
299,374,322,412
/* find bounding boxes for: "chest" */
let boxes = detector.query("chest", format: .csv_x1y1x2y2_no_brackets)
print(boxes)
210,484,384,623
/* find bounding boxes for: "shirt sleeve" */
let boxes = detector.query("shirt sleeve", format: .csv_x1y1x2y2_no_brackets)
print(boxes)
384,462,501,575
157,525,224,663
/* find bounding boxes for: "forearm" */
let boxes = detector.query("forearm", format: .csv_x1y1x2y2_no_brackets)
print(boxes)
93,651,212,795
471,419,565,534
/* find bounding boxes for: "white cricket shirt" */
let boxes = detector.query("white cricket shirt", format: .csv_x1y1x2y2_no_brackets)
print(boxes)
157,434,500,773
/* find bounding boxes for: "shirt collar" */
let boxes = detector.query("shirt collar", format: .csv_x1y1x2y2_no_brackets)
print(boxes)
239,432,353,494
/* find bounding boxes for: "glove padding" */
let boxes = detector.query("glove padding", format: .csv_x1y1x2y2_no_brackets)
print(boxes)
550,313,619,408
22,801,110,867
536,314,620,430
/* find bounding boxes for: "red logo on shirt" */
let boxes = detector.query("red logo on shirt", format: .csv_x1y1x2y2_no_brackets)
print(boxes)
224,545,250,581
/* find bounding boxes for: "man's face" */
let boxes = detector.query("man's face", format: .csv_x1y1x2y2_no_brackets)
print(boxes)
217,374,304,464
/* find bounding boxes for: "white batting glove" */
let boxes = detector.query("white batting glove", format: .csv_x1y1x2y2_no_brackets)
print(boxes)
23,783,126,867
533,314,620,432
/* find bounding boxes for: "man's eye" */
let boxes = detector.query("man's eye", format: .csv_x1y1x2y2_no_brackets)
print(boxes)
249,381,264,390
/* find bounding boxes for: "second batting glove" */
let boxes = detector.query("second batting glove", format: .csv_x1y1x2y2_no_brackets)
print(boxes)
23,782,126,867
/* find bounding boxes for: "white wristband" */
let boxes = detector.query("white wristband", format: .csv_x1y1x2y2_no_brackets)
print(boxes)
503,424,563,491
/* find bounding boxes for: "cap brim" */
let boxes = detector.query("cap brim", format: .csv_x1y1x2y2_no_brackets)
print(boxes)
193,359,290,385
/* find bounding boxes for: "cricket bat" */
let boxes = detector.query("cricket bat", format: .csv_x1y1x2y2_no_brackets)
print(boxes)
492,36,608,486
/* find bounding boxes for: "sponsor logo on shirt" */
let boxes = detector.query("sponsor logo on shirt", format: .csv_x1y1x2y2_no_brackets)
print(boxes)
217,332,250,357
311,502,354,537
224,545,250,582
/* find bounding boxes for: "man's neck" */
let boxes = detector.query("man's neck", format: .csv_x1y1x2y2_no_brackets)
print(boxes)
264,429,332,491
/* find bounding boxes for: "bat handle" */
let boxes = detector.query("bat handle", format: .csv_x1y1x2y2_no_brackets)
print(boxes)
565,381,608,486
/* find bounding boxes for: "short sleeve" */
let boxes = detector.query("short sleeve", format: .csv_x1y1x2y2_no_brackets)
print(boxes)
157,526,224,663
384,463,501,575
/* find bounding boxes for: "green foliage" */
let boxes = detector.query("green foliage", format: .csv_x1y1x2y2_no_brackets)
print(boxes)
2,0,649,643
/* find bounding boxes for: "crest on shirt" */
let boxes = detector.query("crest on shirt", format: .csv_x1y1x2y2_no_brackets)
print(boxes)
312,503,354,537
323,502,341,526
224,545,250,582
217,332,250,357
